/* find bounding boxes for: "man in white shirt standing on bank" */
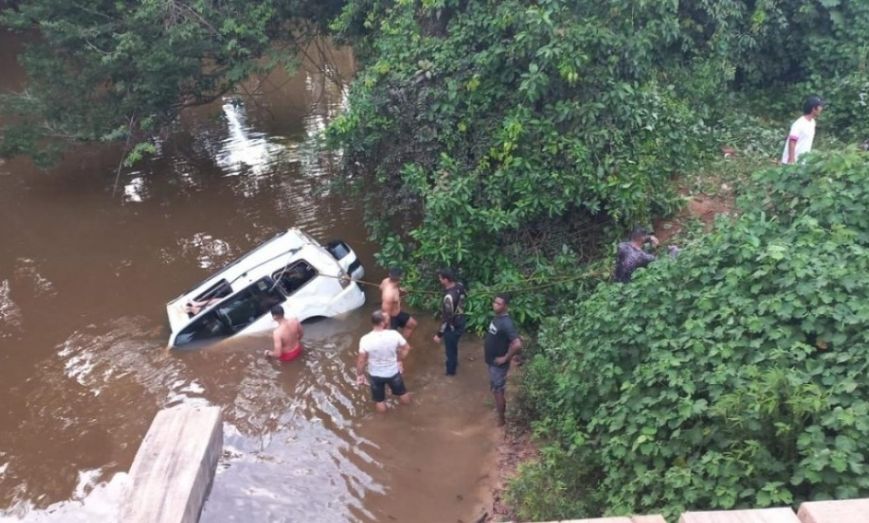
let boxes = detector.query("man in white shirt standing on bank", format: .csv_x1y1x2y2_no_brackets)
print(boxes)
781,95,824,165
357,309,412,413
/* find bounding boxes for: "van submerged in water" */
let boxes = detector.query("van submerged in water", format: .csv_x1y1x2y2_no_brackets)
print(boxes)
166,228,365,349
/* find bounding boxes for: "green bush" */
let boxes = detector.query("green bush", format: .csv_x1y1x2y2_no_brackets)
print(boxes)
512,150,869,520
328,0,727,329
327,0,869,331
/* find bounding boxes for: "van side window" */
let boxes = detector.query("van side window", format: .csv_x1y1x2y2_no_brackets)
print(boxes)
271,260,317,296
175,278,282,346
194,279,232,302
215,277,283,333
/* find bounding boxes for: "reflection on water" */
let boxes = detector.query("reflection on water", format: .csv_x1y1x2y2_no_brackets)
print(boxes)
0,280,22,338
0,472,128,523
0,33,497,523
216,101,289,178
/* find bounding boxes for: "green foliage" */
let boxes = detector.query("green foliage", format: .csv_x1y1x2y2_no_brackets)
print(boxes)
511,151,869,520
0,0,343,161
329,0,868,331
812,72,869,143
330,0,717,326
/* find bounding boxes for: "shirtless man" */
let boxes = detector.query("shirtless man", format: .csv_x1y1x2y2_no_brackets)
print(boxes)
380,267,417,340
264,304,303,362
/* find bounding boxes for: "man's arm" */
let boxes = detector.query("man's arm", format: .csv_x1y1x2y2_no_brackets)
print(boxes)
639,249,657,264
494,319,522,365
397,343,411,361
785,120,801,164
265,331,282,358
435,294,454,339
356,351,368,385
494,337,523,366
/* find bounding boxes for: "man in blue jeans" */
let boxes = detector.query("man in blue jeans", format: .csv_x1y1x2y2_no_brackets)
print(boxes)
432,268,467,375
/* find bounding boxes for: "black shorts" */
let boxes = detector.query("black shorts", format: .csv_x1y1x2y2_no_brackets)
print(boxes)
369,373,407,402
389,311,411,330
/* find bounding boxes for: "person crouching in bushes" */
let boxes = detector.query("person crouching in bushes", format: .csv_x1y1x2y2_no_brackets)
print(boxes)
613,227,678,283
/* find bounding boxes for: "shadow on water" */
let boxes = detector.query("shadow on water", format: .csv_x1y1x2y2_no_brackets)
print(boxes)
0,31,499,523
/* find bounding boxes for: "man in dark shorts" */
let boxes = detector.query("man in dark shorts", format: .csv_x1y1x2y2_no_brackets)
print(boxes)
380,268,417,339
484,294,522,426
356,310,412,413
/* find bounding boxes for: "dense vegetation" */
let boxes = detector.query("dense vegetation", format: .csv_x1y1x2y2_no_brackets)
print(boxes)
511,151,869,519
327,0,869,329
2,2,866,322
324,2,869,517
2,2,869,519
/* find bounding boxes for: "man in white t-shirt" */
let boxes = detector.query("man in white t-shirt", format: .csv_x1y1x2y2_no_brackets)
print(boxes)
356,309,412,412
781,95,824,165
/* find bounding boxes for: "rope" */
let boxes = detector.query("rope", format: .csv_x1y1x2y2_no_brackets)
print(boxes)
320,267,607,297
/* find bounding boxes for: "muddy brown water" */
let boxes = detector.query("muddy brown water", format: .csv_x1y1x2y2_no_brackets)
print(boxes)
0,31,498,522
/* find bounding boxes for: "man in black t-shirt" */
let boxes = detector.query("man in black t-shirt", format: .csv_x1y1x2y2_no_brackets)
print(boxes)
484,293,522,426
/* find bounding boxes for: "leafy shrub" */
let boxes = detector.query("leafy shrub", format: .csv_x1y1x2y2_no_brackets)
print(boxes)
512,150,869,520
328,0,868,331
811,72,869,143
329,0,727,327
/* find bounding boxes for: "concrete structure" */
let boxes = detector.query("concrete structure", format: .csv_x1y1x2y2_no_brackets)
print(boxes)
527,516,665,523
558,517,667,523
797,498,869,523
679,508,800,523
120,405,223,523
530,500,869,523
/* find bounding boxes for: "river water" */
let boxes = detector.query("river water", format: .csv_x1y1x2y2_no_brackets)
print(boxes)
0,32,498,522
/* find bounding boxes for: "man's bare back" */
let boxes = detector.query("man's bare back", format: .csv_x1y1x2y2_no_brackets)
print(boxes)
379,269,417,341
265,305,303,361
380,277,402,317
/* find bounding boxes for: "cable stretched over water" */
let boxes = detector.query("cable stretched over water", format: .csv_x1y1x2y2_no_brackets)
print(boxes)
320,268,608,297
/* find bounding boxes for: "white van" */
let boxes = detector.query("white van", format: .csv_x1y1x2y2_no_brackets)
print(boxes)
166,228,365,349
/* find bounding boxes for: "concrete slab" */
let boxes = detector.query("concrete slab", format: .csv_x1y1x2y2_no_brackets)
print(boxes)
120,405,223,523
679,508,800,523
528,517,664,523
797,498,869,523
545,518,633,523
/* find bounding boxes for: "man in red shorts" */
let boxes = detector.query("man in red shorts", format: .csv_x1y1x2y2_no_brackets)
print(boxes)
264,305,303,362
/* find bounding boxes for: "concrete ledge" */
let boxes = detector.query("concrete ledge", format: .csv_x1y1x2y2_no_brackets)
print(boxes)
797,498,869,523
523,516,665,523
549,518,633,523
679,507,801,523
120,405,223,523
631,517,667,523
